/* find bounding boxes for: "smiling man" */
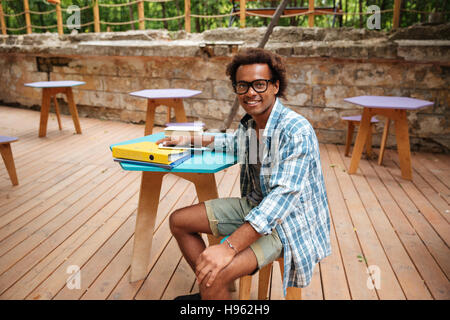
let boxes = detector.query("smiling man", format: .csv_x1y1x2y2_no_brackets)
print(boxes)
157,48,331,300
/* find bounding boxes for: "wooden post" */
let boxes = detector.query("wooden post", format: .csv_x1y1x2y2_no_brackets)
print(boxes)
137,0,145,30
184,0,191,33
393,0,402,29
308,0,315,27
56,3,63,35
93,0,100,33
240,0,246,28
0,3,7,35
23,0,32,34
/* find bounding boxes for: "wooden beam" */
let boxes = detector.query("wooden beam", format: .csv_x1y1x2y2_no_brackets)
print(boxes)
23,0,32,34
240,0,246,28
56,3,63,35
137,0,145,30
185,0,191,33
308,0,315,27
393,0,402,29
93,0,100,33
0,3,7,35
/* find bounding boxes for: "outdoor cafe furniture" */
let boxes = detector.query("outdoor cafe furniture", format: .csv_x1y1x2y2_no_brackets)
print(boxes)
24,81,85,137
111,132,235,283
343,96,433,180
129,89,202,135
341,115,379,159
0,136,19,186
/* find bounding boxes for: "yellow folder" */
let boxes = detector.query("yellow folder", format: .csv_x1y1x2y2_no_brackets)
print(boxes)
112,141,188,165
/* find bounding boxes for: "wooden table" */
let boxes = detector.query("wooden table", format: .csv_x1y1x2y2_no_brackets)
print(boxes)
0,136,19,186
111,132,236,282
24,81,85,137
129,89,201,135
344,96,433,180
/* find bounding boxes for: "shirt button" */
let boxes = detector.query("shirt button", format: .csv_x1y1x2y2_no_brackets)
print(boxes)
276,219,283,225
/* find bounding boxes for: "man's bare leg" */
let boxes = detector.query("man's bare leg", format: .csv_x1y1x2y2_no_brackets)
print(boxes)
169,203,213,271
169,202,258,299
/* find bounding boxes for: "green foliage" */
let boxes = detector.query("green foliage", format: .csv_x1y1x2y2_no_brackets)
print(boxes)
1,0,449,35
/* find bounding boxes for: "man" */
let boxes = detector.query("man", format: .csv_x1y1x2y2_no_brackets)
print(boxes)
157,48,331,300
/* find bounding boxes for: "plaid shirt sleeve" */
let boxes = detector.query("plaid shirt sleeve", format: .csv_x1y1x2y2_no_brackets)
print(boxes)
244,131,313,235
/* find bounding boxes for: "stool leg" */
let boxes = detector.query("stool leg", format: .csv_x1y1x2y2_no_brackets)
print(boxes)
65,88,82,134
276,258,301,300
239,275,252,300
345,122,355,157
378,118,390,166
0,143,18,186
53,95,62,130
365,123,373,157
258,262,273,300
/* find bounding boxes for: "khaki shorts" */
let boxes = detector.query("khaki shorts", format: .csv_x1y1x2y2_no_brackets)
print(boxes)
204,197,283,269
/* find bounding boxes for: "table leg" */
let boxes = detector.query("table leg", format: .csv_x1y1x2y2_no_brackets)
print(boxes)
145,100,157,136
394,110,413,180
378,118,390,166
0,143,18,186
39,88,52,137
348,109,372,174
173,98,188,123
176,172,219,246
130,171,166,282
65,87,82,134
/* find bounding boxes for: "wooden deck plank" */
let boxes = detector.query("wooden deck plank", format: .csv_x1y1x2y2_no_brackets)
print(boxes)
0,172,139,299
373,155,450,279
318,144,351,300
323,144,378,300
0,106,448,300
337,145,433,300
384,153,450,246
388,151,450,223
0,166,119,263
357,150,449,300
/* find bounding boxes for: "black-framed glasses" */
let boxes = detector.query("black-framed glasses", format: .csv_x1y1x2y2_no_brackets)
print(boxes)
233,79,274,95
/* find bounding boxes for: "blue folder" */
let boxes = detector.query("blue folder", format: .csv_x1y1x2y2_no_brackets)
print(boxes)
110,132,237,173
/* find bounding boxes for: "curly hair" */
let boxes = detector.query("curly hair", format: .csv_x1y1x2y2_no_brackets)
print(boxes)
226,48,288,99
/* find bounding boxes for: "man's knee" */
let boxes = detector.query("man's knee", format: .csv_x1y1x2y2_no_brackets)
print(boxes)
169,207,185,235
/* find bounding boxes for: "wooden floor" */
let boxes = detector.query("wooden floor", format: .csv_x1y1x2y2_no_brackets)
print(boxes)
0,106,448,300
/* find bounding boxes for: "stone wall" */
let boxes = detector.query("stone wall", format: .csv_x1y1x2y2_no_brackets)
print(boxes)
0,24,449,152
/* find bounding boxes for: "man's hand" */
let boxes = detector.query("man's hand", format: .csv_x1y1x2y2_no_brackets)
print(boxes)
195,243,236,288
155,136,192,147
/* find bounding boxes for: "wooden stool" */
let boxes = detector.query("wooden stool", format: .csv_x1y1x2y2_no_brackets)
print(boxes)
24,81,85,137
239,257,302,300
0,136,19,186
129,89,202,135
342,115,379,158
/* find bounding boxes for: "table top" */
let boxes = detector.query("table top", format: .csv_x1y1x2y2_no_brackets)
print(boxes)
0,136,18,144
24,81,86,88
129,89,202,99
110,132,236,173
341,115,379,122
344,96,434,110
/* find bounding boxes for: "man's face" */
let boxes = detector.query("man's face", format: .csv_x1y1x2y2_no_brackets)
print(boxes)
235,64,279,118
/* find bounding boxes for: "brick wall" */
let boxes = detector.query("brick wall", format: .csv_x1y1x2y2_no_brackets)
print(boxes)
1,25,449,152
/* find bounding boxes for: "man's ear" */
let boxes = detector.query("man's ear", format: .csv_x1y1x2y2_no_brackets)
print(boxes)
273,80,280,95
